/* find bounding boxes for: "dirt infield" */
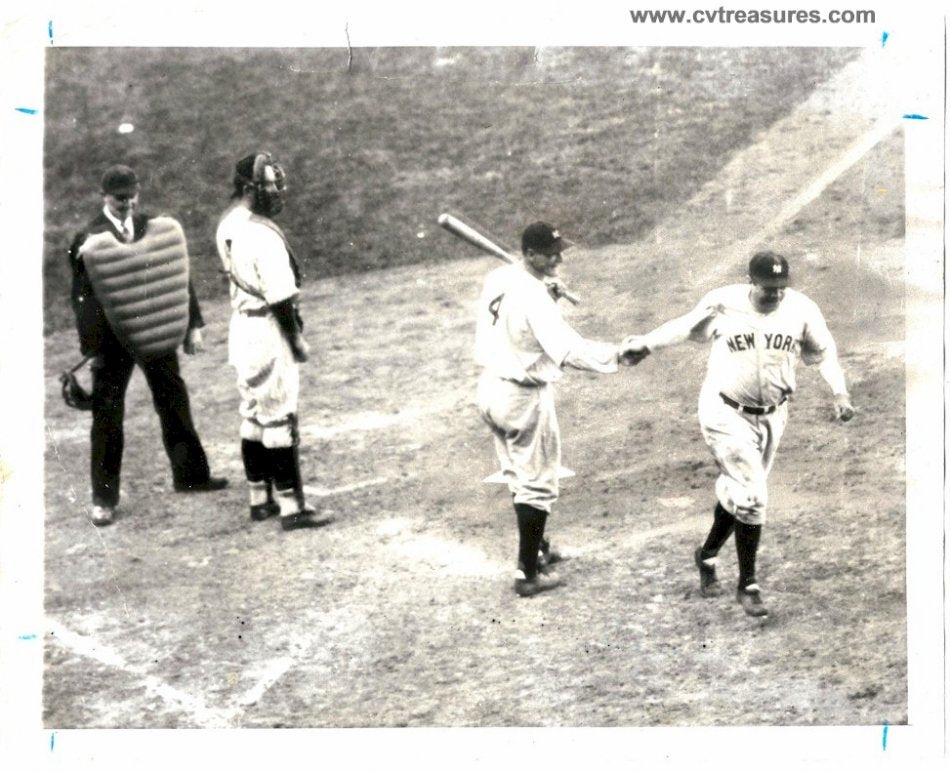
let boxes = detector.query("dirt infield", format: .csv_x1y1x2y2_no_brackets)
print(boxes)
41,51,908,731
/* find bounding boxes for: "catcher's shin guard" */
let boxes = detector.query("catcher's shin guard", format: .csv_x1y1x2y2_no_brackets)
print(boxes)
270,416,305,514
242,439,275,517
241,439,271,483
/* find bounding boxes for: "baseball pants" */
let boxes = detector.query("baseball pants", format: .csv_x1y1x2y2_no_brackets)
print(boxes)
697,385,788,526
477,374,560,514
90,335,211,507
229,312,300,449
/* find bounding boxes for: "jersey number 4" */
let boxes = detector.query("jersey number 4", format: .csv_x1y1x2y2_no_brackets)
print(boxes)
488,293,505,326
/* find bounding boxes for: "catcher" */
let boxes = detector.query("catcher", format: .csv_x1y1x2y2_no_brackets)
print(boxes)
215,152,331,531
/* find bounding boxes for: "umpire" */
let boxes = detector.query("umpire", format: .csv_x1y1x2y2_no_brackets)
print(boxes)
67,164,227,526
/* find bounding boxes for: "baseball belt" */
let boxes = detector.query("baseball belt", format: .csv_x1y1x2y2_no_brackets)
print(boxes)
720,393,787,416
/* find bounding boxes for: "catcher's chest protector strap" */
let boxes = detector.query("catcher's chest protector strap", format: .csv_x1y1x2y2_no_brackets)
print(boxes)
80,217,191,359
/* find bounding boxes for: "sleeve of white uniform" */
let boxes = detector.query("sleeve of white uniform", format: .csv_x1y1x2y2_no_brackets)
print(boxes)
246,227,299,306
214,225,230,272
528,290,618,374
641,290,721,351
802,297,850,395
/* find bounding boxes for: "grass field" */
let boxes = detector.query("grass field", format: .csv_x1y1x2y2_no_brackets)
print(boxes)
40,45,911,740
43,47,859,332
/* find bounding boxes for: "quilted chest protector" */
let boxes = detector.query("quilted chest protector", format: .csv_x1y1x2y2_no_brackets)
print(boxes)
80,216,191,359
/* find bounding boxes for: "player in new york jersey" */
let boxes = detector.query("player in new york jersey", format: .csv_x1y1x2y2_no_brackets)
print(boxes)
475,222,621,597
621,252,854,617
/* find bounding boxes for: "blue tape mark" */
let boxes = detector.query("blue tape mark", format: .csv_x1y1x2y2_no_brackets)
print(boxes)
881,31,889,47
882,721,889,750
48,21,54,45
15,107,38,115
902,114,929,120
18,633,37,640
50,732,56,752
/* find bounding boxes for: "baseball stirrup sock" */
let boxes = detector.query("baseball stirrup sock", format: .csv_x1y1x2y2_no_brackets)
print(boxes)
514,503,547,579
274,486,303,517
734,521,762,588
270,444,302,486
701,502,737,559
241,439,270,483
248,479,271,508
271,445,305,513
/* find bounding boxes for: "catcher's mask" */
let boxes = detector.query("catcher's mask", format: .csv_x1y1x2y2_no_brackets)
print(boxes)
235,152,285,216
60,357,93,411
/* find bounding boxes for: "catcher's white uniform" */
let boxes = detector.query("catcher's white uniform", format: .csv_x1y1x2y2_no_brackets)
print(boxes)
216,203,300,448
642,283,847,525
475,263,618,513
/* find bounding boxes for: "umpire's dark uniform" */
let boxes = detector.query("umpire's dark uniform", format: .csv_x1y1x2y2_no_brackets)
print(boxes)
68,209,215,508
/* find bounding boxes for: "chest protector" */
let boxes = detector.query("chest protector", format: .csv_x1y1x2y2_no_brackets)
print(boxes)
80,216,191,359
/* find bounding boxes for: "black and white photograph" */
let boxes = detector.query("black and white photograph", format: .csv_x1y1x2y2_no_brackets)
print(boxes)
0,1,945,768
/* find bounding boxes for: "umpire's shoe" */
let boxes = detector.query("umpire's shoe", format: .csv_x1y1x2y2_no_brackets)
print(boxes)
694,547,723,598
513,569,562,597
736,583,769,617
280,508,334,531
91,504,115,526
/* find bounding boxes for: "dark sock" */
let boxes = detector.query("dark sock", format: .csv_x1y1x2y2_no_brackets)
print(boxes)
241,439,270,484
700,502,736,559
514,503,548,579
270,446,304,507
734,521,762,589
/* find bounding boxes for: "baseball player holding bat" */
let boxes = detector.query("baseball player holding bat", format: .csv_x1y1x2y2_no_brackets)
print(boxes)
621,251,854,617
474,222,622,597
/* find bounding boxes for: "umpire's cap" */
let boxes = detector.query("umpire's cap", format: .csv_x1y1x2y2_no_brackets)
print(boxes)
522,222,574,255
100,165,139,196
748,251,790,287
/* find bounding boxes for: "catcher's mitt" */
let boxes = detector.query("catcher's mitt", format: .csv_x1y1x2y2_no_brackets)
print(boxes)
60,357,94,411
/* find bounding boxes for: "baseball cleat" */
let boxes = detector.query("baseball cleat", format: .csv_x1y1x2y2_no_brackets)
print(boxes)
736,583,769,617
90,504,115,526
513,569,562,597
694,547,723,598
250,501,280,522
280,508,334,531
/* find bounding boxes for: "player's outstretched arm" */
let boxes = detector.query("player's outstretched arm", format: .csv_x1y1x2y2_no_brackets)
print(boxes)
628,303,717,354
562,339,620,373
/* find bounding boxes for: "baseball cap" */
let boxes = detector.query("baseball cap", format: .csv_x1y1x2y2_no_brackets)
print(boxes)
521,222,574,255
100,165,139,196
748,251,790,287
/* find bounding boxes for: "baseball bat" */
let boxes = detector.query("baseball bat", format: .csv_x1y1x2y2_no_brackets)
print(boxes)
437,213,580,305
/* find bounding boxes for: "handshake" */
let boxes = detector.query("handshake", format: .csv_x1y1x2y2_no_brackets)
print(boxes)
618,335,651,367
